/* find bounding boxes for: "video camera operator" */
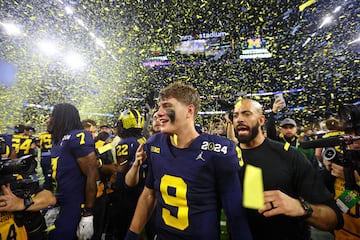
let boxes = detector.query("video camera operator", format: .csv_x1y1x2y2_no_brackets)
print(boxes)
0,141,56,240
302,101,360,240
0,183,56,239
325,102,360,240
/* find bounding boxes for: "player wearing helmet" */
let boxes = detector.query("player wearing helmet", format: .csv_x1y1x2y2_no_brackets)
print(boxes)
108,109,150,239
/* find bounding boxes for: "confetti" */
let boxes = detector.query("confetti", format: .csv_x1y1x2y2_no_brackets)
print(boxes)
0,0,358,132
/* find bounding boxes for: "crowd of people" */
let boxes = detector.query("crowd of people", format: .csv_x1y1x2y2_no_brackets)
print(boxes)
0,82,359,240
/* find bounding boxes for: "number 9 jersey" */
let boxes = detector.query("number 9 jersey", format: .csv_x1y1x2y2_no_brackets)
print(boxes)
144,133,252,240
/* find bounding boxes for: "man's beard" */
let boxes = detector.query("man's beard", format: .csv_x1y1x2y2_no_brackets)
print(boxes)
283,134,295,141
236,122,260,143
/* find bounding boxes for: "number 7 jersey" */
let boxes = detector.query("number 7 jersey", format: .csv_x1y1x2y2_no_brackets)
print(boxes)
144,133,252,240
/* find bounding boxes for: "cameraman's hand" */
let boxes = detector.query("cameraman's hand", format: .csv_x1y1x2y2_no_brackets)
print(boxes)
329,162,345,179
324,160,332,172
76,215,94,240
354,170,360,183
0,184,24,212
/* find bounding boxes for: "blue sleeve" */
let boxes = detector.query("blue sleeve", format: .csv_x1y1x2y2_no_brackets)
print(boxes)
70,130,95,158
144,141,155,189
214,141,252,240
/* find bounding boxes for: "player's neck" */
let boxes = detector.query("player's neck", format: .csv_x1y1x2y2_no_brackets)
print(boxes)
170,129,199,148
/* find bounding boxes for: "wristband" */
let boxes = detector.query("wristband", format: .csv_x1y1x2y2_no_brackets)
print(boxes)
81,205,94,216
23,196,34,211
125,229,139,240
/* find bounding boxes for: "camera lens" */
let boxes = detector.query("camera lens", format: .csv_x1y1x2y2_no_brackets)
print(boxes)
322,147,336,161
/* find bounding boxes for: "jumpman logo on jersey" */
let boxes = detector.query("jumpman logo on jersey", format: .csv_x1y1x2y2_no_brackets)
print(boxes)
196,151,206,161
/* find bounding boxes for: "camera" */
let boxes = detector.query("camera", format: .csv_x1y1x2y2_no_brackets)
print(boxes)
300,101,360,191
0,155,37,180
0,151,47,239
339,101,360,135
329,102,360,190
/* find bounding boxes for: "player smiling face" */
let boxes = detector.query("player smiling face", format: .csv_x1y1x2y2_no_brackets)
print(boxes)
157,97,194,135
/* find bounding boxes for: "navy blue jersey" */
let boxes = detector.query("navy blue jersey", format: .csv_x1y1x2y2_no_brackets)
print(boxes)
113,136,148,239
38,132,53,190
49,129,95,239
115,136,147,192
38,132,52,153
0,134,13,157
11,134,36,157
145,133,252,240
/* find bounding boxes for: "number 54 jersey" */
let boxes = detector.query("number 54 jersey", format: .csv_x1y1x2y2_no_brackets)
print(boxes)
144,133,252,240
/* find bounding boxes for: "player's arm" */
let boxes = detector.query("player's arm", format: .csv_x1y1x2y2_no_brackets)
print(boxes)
0,185,56,212
128,186,156,234
77,151,99,211
125,143,146,187
219,174,252,240
115,143,130,173
99,162,117,176
215,145,252,240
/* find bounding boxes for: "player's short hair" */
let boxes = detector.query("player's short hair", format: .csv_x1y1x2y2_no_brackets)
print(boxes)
159,81,200,115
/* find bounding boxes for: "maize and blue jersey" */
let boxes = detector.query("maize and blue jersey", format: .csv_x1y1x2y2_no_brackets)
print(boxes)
144,133,252,240
11,134,36,158
38,132,52,189
112,136,147,239
115,136,147,192
0,134,13,157
47,129,95,240
0,212,27,240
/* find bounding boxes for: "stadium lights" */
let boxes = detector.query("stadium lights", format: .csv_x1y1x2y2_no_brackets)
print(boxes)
95,38,106,49
319,16,332,29
64,51,86,70
89,32,96,38
348,36,360,45
333,6,341,13
54,0,117,61
65,6,74,15
75,17,86,29
0,22,22,36
37,40,58,56
302,37,312,47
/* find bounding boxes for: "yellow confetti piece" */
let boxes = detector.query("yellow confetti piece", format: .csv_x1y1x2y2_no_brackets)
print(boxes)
299,0,316,12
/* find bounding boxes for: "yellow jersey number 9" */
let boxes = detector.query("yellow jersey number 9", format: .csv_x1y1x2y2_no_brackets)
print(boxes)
160,175,189,230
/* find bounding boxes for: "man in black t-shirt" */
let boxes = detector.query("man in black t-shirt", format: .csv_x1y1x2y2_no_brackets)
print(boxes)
232,98,343,240
266,98,315,162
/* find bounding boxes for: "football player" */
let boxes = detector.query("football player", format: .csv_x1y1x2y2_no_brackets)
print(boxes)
37,131,52,189
109,109,150,240
125,82,252,240
11,124,37,158
46,103,99,240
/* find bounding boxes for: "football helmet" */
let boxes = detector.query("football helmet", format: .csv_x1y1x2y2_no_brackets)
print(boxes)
117,109,144,129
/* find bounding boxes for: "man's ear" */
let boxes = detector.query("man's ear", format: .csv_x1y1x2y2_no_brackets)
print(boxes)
187,104,195,118
259,115,266,126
